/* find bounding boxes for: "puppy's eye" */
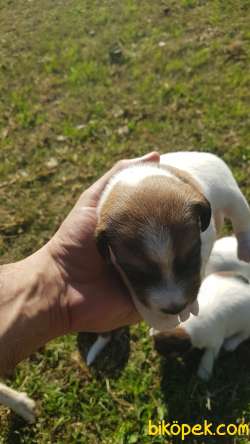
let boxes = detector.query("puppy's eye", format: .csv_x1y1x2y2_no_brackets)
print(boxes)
174,251,201,276
192,241,201,254
121,263,161,284
124,266,151,279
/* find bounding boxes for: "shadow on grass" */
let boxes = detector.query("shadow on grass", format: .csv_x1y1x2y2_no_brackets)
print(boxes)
6,415,35,444
159,341,250,443
77,327,131,379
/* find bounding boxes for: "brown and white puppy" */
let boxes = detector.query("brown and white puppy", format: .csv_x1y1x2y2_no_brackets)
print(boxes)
96,163,212,330
86,152,250,365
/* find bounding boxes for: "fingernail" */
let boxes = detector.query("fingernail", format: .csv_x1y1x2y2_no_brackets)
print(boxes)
141,151,160,161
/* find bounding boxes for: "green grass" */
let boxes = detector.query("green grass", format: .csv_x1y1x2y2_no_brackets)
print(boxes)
0,0,250,442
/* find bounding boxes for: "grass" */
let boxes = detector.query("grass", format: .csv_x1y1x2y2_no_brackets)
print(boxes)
0,0,250,442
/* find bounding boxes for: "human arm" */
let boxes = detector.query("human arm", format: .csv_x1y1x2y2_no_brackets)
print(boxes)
0,152,160,375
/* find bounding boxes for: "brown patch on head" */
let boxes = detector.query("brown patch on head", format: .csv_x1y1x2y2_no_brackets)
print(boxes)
153,326,192,356
161,164,203,195
161,164,212,232
95,182,147,264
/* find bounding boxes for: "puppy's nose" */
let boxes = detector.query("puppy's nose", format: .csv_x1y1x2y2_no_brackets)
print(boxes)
160,301,187,315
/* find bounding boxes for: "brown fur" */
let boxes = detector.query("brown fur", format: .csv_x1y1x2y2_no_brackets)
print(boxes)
161,164,203,193
153,326,192,356
95,165,211,312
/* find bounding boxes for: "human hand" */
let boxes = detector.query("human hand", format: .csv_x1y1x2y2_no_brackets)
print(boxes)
48,152,160,333
0,152,160,374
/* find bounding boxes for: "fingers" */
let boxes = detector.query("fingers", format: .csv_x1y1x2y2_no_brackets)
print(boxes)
123,306,141,326
94,305,141,333
77,151,160,208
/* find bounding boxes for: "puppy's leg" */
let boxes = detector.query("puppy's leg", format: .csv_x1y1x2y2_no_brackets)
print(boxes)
236,231,250,263
197,345,221,381
223,332,249,352
0,382,36,423
86,333,111,366
224,189,250,262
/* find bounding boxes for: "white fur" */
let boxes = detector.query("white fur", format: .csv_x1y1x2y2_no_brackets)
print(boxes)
205,236,250,281
86,334,111,366
0,383,35,423
178,236,250,380
143,228,187,314
161,152,250,262
143,224,172,265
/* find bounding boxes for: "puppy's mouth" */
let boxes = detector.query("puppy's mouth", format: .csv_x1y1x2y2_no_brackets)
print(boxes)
108,246,199,330
177,299,199,322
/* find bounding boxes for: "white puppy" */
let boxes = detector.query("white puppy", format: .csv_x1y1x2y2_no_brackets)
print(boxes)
86,152,250,365
205,235,250,280
152,236,250,380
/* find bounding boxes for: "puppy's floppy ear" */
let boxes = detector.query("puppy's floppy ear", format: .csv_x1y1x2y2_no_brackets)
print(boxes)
193,197,212,232
95,226,111,261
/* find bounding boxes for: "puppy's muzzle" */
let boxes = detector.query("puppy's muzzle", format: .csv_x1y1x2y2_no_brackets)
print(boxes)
160,301,188,315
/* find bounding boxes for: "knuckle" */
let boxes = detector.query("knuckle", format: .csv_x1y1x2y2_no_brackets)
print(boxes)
114,159,128,171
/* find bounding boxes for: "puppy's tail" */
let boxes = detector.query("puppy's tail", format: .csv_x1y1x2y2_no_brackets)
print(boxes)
86,334,111,366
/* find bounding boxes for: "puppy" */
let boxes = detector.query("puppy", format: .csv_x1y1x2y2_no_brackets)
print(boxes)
0,382,35,422
205,235,250,281
152,236,250,380
86,152,250,365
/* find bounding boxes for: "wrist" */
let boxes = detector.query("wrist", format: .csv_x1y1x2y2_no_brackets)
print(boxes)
0,245,67,375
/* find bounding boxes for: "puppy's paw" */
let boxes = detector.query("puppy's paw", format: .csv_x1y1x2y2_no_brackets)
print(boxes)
223,338,239,352
237,233,250,263
86,334,111,366
197,365,211,382
16,392,36,423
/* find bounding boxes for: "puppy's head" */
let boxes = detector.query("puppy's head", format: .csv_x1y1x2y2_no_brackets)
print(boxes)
95,165,211,329
152,327,192,356
153,327,192,356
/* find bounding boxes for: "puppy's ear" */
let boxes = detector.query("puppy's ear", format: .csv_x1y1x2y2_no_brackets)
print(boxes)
95,226,111,261
193,198,212,232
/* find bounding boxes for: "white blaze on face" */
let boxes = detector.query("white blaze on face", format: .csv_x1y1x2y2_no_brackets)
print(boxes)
143,223,173,267
143,225,185,313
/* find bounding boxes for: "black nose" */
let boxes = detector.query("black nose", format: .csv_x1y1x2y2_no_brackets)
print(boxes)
160,302,187,315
